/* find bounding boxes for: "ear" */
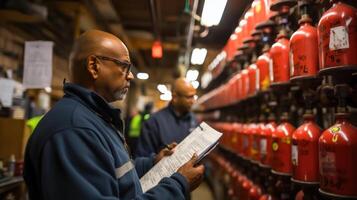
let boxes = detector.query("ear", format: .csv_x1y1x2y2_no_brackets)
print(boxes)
86,55,100,80
171,93,177,104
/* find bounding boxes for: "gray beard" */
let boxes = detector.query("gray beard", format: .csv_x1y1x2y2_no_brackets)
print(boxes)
113,88,127,101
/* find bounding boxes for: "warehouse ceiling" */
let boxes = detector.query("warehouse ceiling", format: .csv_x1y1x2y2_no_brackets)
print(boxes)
0,0,252,98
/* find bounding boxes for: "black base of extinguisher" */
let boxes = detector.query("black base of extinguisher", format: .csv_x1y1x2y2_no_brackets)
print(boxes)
270,82,291,91
318,65,357,76
243,37,255,44
259,166,275,196
270,0,298,12
251,29,262,37
238,44,250,51
291,178,320,186
290,75,323,83
256,20,276,30
271,173,295,200
291,180,320,200
319,189,357,200
290,76,322,95
250,161,262,185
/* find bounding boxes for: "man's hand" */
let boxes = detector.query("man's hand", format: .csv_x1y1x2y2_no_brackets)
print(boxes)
177,154,205,191
154,142,177,164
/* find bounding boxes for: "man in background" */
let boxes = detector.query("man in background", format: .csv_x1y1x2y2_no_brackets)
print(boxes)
135,78,197,157
128,102,153,152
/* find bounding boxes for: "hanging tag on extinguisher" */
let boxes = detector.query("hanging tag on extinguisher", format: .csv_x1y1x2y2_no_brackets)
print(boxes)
255,67,260,91
329,26,349,50
260,138,267,155
289,50,294,77
291,144,298,166
269,59,274,82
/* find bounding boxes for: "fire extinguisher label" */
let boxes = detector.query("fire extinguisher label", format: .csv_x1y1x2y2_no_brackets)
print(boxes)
292,144,298,166
329,26,349,50
320,151,336,175
260,139,267,155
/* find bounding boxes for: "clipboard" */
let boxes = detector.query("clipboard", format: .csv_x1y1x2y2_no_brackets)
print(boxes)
140,122,222,192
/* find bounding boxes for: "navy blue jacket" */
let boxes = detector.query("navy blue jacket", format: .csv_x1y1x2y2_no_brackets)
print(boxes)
23,83,189,200
135,104,197,157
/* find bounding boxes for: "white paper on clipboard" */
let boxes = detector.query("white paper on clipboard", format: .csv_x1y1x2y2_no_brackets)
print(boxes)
140,122,222,192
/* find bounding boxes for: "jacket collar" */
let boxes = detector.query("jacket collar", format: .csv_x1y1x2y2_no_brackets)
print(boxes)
63,82,123,131
167,103,192,120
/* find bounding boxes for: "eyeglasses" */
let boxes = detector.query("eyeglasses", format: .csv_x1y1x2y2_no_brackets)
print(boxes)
95,55,132,76
177,93,195,99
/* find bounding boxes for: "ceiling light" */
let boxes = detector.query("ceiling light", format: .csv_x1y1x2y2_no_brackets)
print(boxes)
201,72,212,88
44,87,52,93
190,48,207,65
239,19,247,27
244,11,254,19
201,0,228,27
137,72,149,80
191,80,200,89
186,69,199,82
208,51,226,70
157,84,168,93
160,92,172,101
235,27,242,33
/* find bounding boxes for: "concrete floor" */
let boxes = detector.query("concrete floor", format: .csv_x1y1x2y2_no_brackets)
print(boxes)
192,181,214,200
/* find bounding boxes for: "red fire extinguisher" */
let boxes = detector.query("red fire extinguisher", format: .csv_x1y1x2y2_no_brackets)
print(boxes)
249,184,262,200
250,123,260,163
232,123,241,155
260,120,277,168
291,113,321,184
270,31,291,84
318,0,357,74
319,112,357,198
255,123,266,166
248,64,259,96
240,177,253,200
242,123,253,159
256,45,272,91
271,114,296,175
241,69,250,99
259,194,273,200
270,0,297,13
290,14,319,80
236,123,244,157
235,73,243,101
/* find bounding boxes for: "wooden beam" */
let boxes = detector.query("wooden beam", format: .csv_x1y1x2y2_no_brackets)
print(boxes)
129,37,179,50
0,10,44,23
82,0,148,69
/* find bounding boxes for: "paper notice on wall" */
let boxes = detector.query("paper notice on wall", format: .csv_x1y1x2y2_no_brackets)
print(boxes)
329,26,349,51
140,122,222,192
0,78,15,107
23,41,54,89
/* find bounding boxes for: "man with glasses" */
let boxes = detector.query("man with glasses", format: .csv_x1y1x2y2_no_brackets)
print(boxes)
23,30,204,200
135,78,198,157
